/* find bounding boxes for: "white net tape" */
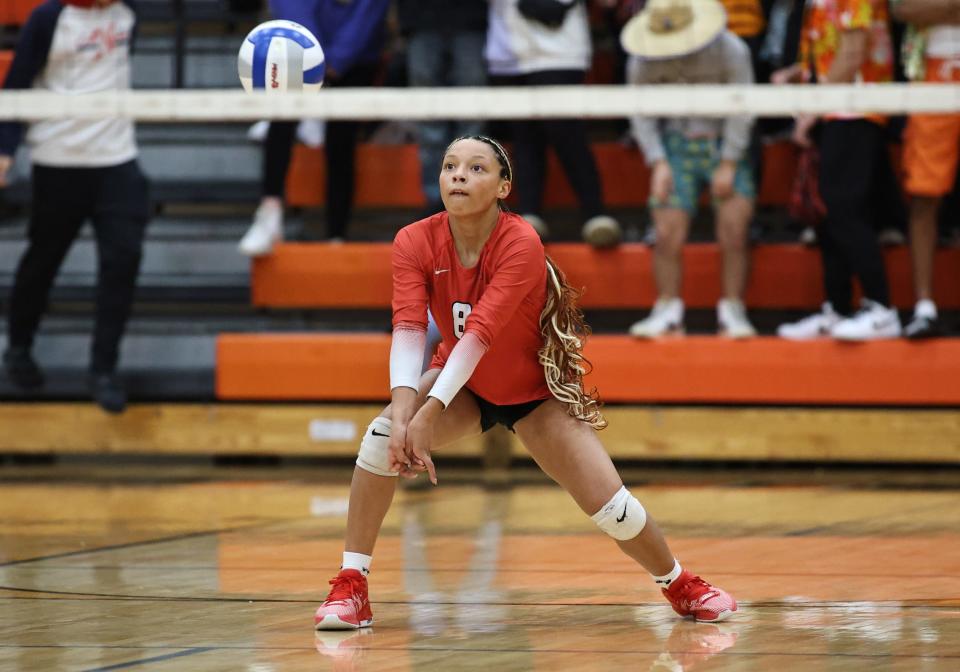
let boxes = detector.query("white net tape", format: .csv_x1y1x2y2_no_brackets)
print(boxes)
0,84,957,121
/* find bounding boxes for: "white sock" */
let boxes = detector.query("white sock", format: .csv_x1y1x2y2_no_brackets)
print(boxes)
653,559,682,588
915,299,937,320
342,551,372,576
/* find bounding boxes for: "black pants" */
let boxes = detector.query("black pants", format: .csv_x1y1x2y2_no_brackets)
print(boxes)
7,161,150,374
262,63,378,239
494,70,604,220
817,120,891,313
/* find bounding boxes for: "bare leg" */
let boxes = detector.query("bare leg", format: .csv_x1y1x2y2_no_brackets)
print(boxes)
514,399,675,575
652,208,690,300
715,195,753,301
909,196,940,302
344,368,482,555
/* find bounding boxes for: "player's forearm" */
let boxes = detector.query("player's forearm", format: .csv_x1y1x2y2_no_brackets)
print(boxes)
389,386,419,428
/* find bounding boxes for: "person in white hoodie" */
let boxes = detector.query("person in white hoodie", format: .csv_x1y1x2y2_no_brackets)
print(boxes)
0,0,148,414
486,0,623,247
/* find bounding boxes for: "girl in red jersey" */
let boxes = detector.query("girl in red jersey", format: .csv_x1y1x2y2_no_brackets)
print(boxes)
314,136,736,630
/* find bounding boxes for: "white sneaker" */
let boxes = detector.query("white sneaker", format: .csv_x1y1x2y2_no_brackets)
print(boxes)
777,303,840,341
522,214,549,240
831,300,902,341
247,120,269,142
717,299,756,339
238,202,284,257
629,298,684,338
582,215,622,248
296,119,325,148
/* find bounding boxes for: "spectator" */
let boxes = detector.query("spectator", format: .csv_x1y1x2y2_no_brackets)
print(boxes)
0,0,149,414
623,0,758,339
397,0,488,216
775,0,901,341
238,0,390,255
720,0,768,70
486,0,623,247
894,0,960,338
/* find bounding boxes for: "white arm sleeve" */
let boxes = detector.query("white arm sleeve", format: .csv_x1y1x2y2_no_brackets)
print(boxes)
427,332,488,408
390,327,427,392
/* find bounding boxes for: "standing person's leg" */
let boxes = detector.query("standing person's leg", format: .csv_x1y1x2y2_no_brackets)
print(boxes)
818,120,900,339
325,64,378,240
262,121,297,199
449,30,488,139
526,70,603,219
4,165,90,387
715,196,753,301
407,31,451,211
315,368,483,629
526,69,621,247
88,161,150,413
902,110,960,337
714,153,757,338
820,121,891,306
630,135,694,338
499,73,550,234
816,122,857,316
239,121,296,256
514,400,736,621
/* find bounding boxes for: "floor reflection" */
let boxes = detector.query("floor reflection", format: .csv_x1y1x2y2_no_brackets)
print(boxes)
1,481,958,671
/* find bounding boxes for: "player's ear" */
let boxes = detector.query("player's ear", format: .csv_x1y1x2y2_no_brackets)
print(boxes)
498,179,512,200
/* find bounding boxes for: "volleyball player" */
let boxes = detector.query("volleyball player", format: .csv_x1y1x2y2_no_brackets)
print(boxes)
313,136,737,630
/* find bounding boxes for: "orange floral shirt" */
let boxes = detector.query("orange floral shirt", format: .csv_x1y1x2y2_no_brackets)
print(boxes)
799,0,894,84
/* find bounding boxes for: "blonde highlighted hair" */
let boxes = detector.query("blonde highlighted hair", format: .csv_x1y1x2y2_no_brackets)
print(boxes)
538,257,607,430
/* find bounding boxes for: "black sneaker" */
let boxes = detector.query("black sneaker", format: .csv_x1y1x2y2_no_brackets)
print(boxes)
904,314,941,340
89,373,127,414
3,347,44,389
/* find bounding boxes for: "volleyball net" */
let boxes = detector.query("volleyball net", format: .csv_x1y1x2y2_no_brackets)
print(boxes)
0,84,957,122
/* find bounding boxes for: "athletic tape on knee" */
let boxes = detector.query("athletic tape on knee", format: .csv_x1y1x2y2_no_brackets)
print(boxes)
591,486,647,541
356,417,397,477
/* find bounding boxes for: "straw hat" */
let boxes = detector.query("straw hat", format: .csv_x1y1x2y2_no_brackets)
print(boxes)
620,0,727,60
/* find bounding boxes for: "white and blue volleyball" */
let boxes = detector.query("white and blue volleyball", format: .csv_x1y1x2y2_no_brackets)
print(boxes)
238,20,325,93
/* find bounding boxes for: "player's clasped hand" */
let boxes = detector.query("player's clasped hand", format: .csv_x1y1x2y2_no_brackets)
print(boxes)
404,415,437,485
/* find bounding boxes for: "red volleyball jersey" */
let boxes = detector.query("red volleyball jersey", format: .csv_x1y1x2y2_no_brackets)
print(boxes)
392,211,552,405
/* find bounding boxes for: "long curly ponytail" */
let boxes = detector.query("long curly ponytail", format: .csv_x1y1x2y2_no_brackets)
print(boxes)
538,257,607,430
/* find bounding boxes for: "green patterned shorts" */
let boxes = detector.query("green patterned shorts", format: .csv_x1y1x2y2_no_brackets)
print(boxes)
650,133,755,214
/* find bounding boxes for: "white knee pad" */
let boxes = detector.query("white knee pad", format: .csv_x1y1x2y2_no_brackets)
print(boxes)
356,417,398,477
591,486,647,541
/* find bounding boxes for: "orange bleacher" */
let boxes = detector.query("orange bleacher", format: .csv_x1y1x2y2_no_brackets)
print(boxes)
286,141,803,209
0,0,42,26
0,50,12,85
251,243,960,311
216,333,960,406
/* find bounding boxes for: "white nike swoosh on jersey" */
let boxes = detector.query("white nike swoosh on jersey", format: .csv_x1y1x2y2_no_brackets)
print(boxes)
434,269,450,275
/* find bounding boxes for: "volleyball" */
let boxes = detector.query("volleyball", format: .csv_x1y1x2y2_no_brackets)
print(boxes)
238,20,325,93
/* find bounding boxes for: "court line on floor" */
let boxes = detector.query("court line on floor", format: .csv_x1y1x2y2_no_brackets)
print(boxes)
81,647,214,672
1,590,956,609
11,564,960,579
0,518,297,568
1,644,957,662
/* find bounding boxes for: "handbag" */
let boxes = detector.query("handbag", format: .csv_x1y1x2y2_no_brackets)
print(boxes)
517,0,578,28
788,146,827,229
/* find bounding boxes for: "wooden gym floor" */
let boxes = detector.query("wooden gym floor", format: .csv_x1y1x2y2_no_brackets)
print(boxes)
2,468,959,671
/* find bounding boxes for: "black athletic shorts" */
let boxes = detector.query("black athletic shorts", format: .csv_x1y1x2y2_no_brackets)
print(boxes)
470,392,550,433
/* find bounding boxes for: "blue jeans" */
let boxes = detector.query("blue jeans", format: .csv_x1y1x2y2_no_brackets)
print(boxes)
406,30,487,205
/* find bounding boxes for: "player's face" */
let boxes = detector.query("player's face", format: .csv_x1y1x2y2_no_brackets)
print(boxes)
439,140,511,217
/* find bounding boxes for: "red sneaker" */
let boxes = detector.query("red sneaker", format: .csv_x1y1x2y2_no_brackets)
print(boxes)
662,570,737,622
314,569,373,630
